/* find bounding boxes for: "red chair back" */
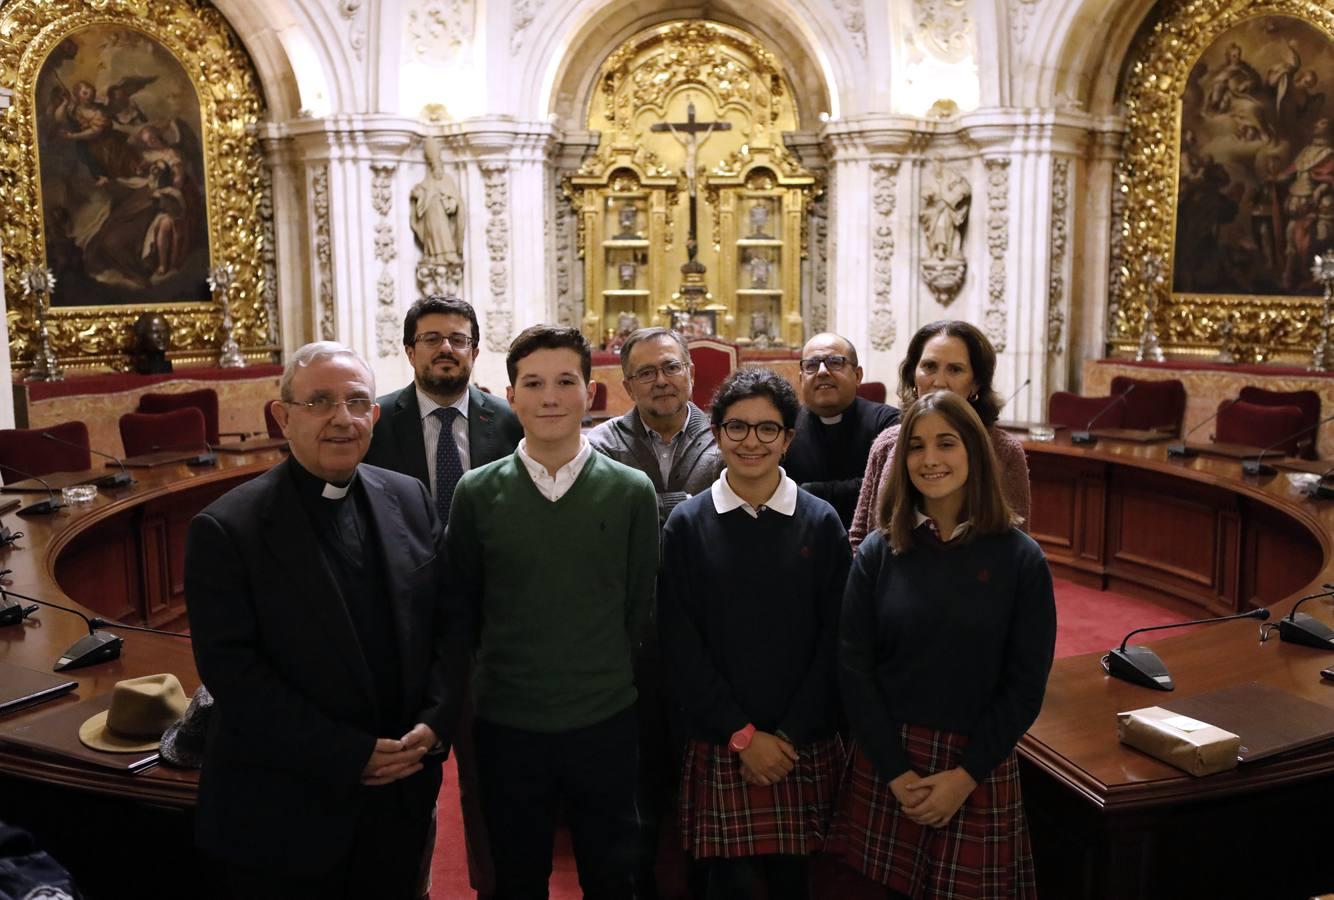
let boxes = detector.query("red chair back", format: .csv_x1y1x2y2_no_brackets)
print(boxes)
1238,386,1321,458
1047,392,1127,430
263,401,284,439
856,381,888,404
1109,376,1186,435
138,389,220,445
687,339,738,410
0,422,93,484
1215,400,1304,455
590,381,608,412
119,408,208,457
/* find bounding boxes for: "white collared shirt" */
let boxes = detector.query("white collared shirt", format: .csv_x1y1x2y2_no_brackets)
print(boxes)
417,386,471,498
517,436,594,502
913,508,971,541
642,417,686,485
711,467,798,519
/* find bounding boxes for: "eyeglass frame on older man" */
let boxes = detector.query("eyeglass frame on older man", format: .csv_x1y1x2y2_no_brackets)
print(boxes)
628,360,689,384
282,396,378,418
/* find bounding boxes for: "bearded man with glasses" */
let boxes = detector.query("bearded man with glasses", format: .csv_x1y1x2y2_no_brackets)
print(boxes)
186,341,469,898
365,296,521,899
785,332,899,528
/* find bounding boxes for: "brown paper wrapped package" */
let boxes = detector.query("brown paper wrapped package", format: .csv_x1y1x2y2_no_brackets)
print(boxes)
1116,706,1241,776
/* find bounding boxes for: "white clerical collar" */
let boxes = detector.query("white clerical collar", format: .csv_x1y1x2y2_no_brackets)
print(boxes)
914,508,971,541
712,467,798,519
818,413,844,425
322,481,351,500
416,385,470,422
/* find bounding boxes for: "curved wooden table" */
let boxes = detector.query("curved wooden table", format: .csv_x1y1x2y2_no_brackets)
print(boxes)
1019,434,1334,899
0,449,284,897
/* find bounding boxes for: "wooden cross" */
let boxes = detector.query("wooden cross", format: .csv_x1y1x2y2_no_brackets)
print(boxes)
650,99,731,259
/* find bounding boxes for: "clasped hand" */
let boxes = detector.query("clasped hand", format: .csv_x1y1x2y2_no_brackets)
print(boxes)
889,767,977,829
360,722,438,786
738,731,798,786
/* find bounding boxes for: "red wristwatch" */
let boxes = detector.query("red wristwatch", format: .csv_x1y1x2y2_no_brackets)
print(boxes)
729,723,756,752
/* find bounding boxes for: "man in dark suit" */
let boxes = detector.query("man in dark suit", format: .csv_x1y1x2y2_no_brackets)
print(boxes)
365,296,522,527
785,332,899,528
186,341,467,899
365,296,520,898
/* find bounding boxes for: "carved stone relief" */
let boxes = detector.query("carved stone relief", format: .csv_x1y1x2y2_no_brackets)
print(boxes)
554,180,577,327
511,0,541,54
830,0,868,58
407,0,474,58
1009,0,1038,45
483,164,513,351
869,162,899,351
371,165,399,358
312,166,336,341
984,157,1010,352
258,165,281,348
913,0,973,63
809,190,829,334
918,159,971,305
1047,158,1070,354
337,0,366,61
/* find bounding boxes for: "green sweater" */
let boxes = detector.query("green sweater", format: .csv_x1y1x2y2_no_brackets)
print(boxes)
447,450,659,732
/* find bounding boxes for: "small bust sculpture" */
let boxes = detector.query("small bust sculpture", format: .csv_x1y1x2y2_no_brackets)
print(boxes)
131,312,173,374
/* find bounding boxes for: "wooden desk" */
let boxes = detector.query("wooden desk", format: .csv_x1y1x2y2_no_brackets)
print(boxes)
0,449,284,896
1020,435,1334,898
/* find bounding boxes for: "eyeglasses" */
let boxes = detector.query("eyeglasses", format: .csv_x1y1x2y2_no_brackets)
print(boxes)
799,354,850,375
719,419,785,443
413,332,475,351
285,397,376,418
629,361,688,384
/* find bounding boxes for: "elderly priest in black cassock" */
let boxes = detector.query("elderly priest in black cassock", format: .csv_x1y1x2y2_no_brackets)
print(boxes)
185,341,467,899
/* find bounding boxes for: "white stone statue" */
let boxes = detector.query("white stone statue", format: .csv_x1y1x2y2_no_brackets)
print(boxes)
918,159,971,305
410,136,463,265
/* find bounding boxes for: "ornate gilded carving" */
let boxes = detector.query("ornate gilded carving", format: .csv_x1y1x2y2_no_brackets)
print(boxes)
870,162,899,352
1048,158,1069,354
0,0,269,371
482,164,513,352
985,157,1010,352
1114,0,1334,362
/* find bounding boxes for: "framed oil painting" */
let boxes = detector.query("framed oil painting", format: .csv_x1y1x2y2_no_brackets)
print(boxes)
1173,15,1334,296
0,0,269,371
35,27,210,306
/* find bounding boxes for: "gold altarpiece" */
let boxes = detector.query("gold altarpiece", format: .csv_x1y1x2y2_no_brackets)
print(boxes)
567,21,817,348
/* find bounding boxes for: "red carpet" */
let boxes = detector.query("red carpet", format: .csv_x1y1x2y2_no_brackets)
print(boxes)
428,576,1192,898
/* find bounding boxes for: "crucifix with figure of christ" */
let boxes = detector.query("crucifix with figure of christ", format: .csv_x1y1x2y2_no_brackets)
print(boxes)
651,98,731,263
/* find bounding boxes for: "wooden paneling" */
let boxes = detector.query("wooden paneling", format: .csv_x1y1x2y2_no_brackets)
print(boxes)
52,517,140,622
1242,498,1325,609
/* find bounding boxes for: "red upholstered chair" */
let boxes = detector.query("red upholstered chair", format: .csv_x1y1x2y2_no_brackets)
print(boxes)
590,381,608,413
1214,399,1304,455
263,401,284,439
0,421,93,485
856,381,888,404
1109,376,1186,435
137,389,221,445
1238,386,1321,458
1047,392,1127,430
687,339,738,411
119,408,208,457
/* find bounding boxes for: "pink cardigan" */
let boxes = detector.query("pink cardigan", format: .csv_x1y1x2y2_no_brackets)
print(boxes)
847,423,1032,549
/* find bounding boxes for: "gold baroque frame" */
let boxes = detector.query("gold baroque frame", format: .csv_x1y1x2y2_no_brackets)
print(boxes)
1114,0,1334,363
0,0,270,373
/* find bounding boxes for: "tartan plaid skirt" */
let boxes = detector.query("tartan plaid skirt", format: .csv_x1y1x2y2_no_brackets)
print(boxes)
829,728,1036,899
679,734,843,860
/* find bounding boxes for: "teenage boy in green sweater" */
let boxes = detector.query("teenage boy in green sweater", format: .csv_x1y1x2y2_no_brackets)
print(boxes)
447,325,659,899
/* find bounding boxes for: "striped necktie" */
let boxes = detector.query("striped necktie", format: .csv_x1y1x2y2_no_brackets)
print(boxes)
432,406,463,524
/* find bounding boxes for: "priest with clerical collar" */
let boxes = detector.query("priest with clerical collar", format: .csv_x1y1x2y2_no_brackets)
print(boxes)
783,332,900,528
186,341,467,899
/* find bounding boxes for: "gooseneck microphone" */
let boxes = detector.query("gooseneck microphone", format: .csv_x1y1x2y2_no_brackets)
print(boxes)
1071,384,1137,445
40,431,133,488
1273,584,1334,650
1167,399,1237,458
1242,412,1334,476
3,464,67,517
1101,606,1270,691
1002,378,1031,413
185,443,218,467
89,616,192,640
0,585,122,671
